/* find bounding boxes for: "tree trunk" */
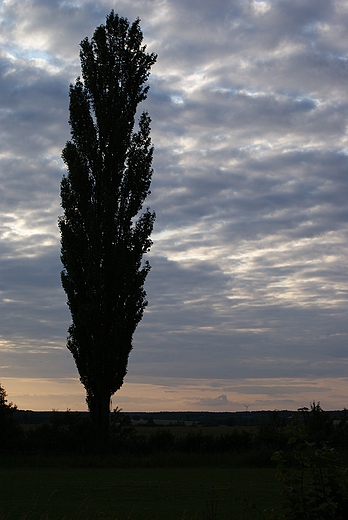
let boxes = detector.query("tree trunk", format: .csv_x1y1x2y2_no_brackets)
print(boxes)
90,392,111,452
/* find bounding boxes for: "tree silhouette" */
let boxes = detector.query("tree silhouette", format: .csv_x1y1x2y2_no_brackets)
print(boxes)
0,382,23,450
59,11,156,449
0,382,11,409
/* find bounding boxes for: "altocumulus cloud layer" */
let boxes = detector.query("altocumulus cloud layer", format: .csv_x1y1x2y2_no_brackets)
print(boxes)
0,0,347,411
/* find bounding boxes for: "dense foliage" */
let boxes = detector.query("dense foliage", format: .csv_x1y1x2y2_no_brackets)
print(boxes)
0,382,23,450
2,400,348,463
58,11,156,448
257,405,348,519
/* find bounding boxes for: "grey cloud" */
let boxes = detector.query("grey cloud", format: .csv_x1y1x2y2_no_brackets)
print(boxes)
192,393,231,408
0,0,347,409
0,251,69,338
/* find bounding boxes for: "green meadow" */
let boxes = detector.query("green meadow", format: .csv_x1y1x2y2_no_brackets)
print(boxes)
2,404,348,519
0,464,282,520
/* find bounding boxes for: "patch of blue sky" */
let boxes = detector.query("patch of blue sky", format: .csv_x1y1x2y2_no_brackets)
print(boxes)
170,95,184,105
28,46,50,57
58,0,83,7
20,48,53,63
293,96,318,109
4,42,53,64
279,89,319,108
239,143,269,155
212,86,240,95
302,22,323,36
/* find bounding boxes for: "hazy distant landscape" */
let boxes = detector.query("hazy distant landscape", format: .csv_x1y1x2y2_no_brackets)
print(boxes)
13,408,348,428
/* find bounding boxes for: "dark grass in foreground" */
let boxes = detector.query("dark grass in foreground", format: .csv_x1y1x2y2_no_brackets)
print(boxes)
0,466,282,520
2,403,348,518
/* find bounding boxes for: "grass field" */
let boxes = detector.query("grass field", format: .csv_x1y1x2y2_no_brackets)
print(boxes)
132,425,256,438
0,465,282,519
2,407,347,518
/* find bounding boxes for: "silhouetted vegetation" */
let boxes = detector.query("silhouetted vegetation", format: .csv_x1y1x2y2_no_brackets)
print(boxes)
0,382,23,451
58,11,156,450
2,398,348,468
1,387,348,519
256,404,348,519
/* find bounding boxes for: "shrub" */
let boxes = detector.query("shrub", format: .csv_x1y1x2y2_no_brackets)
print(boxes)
255,411,288,450
269,414,348,519
24,410,93,453
299,401,334,445
108,407,138,452
0,382,23,451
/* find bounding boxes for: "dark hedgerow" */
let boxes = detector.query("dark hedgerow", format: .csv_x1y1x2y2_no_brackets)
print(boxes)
0,382,24,452
268,419,348,519
23,410,94,454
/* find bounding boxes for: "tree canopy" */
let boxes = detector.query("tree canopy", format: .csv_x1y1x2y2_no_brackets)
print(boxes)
59,11,157,448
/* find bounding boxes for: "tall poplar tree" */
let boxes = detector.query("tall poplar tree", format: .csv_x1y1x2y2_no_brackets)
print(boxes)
59,11,157,448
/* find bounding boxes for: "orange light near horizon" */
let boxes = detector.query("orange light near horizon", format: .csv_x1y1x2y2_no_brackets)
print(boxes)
1,376,347,412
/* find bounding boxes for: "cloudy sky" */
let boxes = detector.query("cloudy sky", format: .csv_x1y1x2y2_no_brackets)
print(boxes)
1,0,347,412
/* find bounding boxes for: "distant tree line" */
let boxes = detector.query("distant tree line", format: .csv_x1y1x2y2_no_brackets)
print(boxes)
2,387,348,458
